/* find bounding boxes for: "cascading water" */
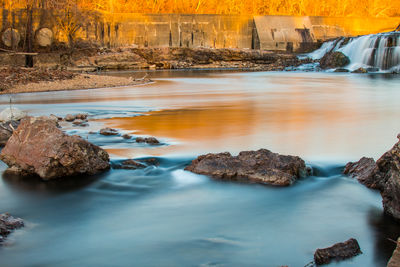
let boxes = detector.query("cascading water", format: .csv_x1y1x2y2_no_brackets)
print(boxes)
306,31,400,72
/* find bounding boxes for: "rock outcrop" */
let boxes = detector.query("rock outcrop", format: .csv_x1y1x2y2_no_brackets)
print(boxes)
185,149,308,186
0,117,110,180
388,238,400,267
314,238,362,265
319,51,350,69
0,213,24,245
343,157,379,189
344,134,400,220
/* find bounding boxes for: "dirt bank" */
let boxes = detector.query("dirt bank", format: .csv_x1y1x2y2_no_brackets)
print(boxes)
0,67,151,94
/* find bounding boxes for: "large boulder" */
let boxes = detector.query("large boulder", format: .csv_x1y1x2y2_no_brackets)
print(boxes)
0,107,27,122
319,51,350,69
185,149,308,186
314,238,362,265
344,134,400,220
0,117,110,180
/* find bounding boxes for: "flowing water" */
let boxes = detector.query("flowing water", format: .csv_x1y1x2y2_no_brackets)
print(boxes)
305,31,400,72
0,70,400,266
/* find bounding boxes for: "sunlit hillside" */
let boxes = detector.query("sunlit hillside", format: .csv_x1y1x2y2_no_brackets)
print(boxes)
1,0,400,17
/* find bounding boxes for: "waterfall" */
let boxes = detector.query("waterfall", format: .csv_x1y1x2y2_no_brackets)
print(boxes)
307,32,400,72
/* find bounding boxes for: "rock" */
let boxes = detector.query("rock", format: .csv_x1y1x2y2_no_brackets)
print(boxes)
72,119,88,127
115,159,146,170
140,158,160,166
314,238,362,265
343,157,379,189
0,120,19,146
122,134,132,139
0,213,24,245
75,113,88,120
319,51,350,69
185,149,308,186
334,68,349,72
49,114,63,121
343,134,400,220
0,107,27,122
351,67,368,73
100,127,119,136
0,117,110,180
64,114,76,122
388,238,400,267
136,136,160,144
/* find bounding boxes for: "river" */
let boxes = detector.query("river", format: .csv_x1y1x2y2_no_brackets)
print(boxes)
0,70,399,266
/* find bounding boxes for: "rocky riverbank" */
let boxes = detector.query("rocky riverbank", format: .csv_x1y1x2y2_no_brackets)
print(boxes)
0,47,307,73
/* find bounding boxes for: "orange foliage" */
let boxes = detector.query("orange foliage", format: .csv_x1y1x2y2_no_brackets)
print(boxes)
1,0,399,17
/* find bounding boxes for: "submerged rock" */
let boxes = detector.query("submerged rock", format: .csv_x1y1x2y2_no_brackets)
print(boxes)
185,149,308,186
0,213,24,245
314,238,361,265
0,107,27,122
114,159,146,170
319,51,350,69
72,119,88,127
0,117,110,180
136,137,160,144
388,238,400,267
351,67,368,73
100,127,119,136
334,68,349,72
343,134,400,220
122,134,132,139
0,120,19,146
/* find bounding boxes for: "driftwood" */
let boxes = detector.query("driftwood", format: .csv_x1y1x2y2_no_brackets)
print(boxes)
0,48,38,56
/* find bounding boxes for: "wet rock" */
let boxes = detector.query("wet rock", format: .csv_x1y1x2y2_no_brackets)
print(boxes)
49,114,63,121
0,120,19,146
0,117,110,180
388,237,400,267
366,67,379,72
64,114,76,122
343,157,379,189
0,213,24,245
140,158,160,166
314,238,362,265
343,134,400,220
75,113,88,120
72,119,88,127
100,128,119,136
114,159,146,170
319,51,350,69
136,137,160,144
351,67,368,73
334,68,349,72
122,134,132,139
0,107,27,122
185,149,308,186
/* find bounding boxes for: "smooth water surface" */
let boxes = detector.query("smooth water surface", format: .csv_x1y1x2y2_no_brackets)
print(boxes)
0,70,400,267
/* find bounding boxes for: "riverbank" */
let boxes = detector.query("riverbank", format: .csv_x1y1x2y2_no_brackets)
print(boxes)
0,47,307,73
0,67,151,94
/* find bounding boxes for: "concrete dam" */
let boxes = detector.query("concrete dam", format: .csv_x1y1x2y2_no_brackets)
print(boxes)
1,10,399,52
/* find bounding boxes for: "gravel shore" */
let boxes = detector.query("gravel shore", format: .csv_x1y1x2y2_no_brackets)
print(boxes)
1,73,150,94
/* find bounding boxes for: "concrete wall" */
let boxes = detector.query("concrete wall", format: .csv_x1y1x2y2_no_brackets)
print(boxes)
0,9,399,52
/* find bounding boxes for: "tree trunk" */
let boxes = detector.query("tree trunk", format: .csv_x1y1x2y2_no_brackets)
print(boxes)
25,6,34,68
